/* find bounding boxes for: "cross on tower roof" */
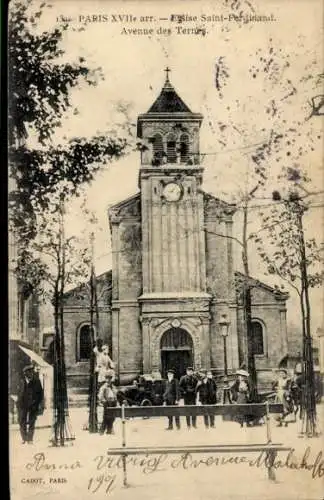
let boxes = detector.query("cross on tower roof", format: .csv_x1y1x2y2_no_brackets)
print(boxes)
164,66,171,82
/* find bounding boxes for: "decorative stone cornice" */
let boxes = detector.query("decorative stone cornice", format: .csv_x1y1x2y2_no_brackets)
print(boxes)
203,191,236,219
108,193,141,224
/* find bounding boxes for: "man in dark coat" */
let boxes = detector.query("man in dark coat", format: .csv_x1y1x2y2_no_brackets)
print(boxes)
17,364,44,444
179,367,198,429
196,370,217,428
163,369,181,430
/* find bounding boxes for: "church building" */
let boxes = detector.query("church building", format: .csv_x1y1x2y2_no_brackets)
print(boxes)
61,71,289,389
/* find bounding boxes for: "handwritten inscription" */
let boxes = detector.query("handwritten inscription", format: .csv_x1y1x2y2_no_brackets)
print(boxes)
88,474,116,494
93,447,324,479
94,453,168,474
23,446,324,494
26,453,82,472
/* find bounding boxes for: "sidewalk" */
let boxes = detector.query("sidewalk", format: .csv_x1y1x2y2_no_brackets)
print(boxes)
9,407,90,431
9,406,324,500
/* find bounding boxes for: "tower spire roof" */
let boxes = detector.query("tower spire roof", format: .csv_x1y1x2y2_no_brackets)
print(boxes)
146,69,192,113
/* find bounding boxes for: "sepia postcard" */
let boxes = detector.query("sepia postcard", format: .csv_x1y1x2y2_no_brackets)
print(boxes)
8,1,324,499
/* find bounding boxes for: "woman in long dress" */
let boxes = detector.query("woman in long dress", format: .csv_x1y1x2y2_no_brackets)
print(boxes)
230,369,251,427
272,368,293,426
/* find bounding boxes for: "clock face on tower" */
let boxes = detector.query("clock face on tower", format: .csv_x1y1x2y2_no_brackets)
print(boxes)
162,182,182,202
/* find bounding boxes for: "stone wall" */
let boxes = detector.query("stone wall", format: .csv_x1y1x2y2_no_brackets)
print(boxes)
118,222,142,298
236,285,289,371
63,308,111,369
115,303,142,382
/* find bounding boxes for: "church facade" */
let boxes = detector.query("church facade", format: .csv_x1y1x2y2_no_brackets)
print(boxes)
62,73,289,387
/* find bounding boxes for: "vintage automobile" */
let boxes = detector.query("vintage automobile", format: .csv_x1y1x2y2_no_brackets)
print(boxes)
117,373,165,407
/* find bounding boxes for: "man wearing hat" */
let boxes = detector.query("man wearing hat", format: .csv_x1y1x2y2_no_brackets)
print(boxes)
17,364,44,444
163,369,181,430
179,367,198,429
196,370,217,428
98,370,118,435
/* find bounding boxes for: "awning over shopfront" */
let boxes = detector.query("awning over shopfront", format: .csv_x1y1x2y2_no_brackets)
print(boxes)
18,345,51,369
9,339,53,395
9,340,54,410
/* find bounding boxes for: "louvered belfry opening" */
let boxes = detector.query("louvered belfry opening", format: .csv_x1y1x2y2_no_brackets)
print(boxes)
152,133,164,164
166,133,177,163
179,133,190,163
160,327,193,350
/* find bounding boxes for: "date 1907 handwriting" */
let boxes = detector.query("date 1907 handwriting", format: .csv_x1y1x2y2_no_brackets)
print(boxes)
88,474,116,494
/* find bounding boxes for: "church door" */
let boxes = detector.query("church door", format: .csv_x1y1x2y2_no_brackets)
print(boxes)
161,350,192,380
160,328,193,380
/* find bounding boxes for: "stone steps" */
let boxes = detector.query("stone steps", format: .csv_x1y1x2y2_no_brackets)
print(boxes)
68,394,89,408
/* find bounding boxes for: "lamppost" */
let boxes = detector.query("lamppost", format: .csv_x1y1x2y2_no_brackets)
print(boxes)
219,314,230,376
219,314,231,407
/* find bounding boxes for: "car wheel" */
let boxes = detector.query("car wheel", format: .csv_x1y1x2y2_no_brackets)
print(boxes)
140,398,152,419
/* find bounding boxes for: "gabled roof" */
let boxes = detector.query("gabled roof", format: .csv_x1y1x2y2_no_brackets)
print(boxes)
147,77,192,113
235,271,289,299
108,193,141,226
203,191,236,217
63,270,112,304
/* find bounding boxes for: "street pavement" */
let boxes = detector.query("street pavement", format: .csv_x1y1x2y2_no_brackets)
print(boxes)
9,405,324,500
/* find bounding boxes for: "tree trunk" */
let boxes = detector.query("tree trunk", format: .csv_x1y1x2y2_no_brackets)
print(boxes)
297,206,317,436
52,200,73,445
242,203,258,400
53,284,61,445
88,237,98,432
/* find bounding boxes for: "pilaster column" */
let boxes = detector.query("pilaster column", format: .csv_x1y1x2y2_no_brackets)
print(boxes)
141,317,151,373
198,192,206,291
228,304,239,371
110,213,121,301
201,317,211,369
111,304,120,376
225,217,235,302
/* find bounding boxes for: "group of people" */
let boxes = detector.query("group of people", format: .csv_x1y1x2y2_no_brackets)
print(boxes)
163,366,257,430
162,365,304,431
15,343,305,443
163,367,217,430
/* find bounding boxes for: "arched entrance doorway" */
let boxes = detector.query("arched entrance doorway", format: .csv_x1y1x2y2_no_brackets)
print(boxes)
160,328,193,379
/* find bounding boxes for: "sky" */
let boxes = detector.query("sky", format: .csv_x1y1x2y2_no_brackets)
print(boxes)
23,0,324,332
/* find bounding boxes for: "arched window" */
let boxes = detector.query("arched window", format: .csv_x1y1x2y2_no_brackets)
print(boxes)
152,133,164,165
179,133,190,163
76,324,94,362
166,133,177,163
251,320,264,356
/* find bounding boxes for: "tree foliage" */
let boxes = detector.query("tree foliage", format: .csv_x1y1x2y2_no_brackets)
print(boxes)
9,136,127,242
9,0,101,144
251,168,324,297
14,193,92,305
9,0,129,294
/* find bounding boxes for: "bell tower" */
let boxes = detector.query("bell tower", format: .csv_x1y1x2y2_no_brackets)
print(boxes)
137,70,212,373
137,69,207,294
